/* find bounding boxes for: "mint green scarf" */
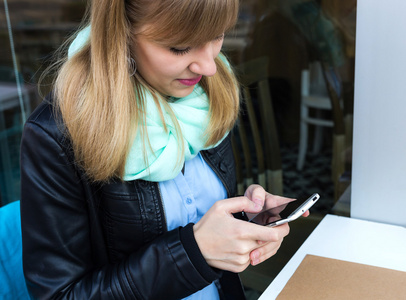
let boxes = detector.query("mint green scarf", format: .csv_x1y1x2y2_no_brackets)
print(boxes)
68,27,227,182
124,86,225,181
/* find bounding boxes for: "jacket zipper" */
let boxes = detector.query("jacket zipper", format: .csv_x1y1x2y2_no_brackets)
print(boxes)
156,183,168,232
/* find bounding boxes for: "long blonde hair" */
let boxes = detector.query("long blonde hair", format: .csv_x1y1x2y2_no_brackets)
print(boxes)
52,0,240,182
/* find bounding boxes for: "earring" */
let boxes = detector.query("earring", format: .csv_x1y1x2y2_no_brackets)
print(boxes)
128,57,137,76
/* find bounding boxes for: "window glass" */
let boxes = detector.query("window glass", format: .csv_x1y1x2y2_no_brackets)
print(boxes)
224,0,355,216
223,0,356,294
0,0,85,205
0,0,356,294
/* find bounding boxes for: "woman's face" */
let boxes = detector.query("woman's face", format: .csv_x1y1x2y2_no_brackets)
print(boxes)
132,30,224,98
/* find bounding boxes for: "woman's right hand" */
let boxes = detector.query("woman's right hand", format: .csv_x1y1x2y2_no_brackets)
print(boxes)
193,193,290,273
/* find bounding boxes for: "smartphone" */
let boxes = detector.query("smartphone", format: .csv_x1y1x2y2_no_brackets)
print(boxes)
248,193,320,227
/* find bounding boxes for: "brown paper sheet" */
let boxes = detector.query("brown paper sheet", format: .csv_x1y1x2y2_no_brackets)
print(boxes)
276,255,406,300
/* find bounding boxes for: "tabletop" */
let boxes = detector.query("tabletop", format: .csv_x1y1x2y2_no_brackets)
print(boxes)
259,214,406,299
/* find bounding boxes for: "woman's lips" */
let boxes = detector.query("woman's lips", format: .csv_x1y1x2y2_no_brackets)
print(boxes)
178,75,202,86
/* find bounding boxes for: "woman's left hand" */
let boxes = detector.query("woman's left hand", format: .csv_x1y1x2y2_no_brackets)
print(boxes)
244,185,310,221
243,185,310,265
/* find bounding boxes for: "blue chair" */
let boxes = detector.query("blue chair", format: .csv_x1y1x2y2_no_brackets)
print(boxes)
0,200,30,299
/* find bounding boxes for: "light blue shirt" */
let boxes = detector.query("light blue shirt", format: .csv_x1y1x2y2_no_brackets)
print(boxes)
159,153,227,300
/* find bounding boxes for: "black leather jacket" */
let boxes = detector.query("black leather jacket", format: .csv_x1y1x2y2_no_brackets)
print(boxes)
20,99,245,300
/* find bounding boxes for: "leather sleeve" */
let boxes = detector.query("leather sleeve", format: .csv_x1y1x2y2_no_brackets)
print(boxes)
20,104,218,300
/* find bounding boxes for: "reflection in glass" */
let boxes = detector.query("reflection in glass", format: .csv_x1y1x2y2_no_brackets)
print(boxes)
224,1,356,294
0,0,85,205
0,0,356,217
0,1,356,210
224,0,356,217
0,0,356,298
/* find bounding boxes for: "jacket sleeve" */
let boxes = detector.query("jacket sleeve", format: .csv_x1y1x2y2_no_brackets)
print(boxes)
20,116,220,300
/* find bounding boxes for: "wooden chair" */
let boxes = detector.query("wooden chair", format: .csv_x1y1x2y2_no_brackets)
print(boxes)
297,61,336,171
297,60,350,202
232,57,283,196
320,62,351,202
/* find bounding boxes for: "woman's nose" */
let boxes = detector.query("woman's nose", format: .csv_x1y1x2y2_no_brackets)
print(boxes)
189,43,217,77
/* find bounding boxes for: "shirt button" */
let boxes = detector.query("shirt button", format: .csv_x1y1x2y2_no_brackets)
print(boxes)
186,197,193,205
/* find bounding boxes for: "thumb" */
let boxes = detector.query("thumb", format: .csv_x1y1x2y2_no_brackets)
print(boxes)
244,184,266,208
221,196,263,215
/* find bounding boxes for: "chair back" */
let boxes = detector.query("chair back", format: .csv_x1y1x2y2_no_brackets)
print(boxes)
0,201,30,300
302,61,329,97
233,57,283,195
320,62,345,135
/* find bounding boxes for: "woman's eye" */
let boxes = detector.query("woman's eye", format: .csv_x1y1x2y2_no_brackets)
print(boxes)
170,47,191,56
169,34,223,55
215,34,225,42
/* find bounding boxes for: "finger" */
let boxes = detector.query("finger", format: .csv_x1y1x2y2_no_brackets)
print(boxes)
249,224,289,265
219,196,263,215
243,221,290,244
208,257,252,273
302,210,310,217
275,222,290,237
250,238,283,266
244,184,266,208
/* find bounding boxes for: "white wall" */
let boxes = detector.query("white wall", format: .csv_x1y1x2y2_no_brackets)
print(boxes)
351,0,406,226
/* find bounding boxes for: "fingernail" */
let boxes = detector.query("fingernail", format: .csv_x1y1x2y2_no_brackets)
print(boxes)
253,198,263,209
254,203,262,210
253,198,262,205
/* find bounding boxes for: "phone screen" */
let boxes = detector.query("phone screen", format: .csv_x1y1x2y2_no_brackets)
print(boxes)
249,193,319,226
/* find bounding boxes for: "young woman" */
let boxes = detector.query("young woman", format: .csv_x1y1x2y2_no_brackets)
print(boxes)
20,0,297,299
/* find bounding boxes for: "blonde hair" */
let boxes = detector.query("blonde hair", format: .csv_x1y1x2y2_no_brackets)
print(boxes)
52,0,239,182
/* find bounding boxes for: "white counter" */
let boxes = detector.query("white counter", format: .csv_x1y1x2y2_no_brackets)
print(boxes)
259,214,406,299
